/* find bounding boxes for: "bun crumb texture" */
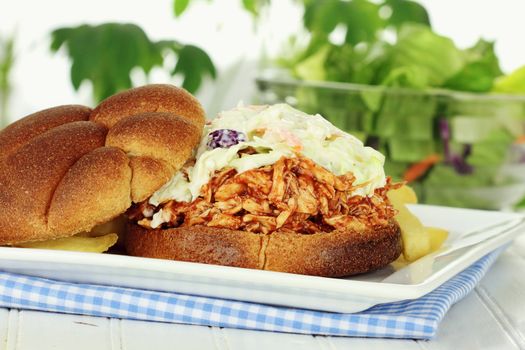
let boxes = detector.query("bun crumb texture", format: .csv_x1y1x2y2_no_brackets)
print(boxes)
0,84,204,245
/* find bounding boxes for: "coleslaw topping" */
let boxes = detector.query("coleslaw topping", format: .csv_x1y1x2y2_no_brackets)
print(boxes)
149,103,386,208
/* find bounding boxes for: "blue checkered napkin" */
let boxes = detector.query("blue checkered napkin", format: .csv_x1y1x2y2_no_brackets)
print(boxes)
0,249,501,340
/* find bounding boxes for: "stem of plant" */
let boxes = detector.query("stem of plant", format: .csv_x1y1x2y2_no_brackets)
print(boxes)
0,35,15,128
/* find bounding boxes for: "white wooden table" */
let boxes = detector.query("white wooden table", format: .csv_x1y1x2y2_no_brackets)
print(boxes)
1,234,524,350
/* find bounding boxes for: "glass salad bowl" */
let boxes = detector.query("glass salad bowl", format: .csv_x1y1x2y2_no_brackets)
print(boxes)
255,73,525,210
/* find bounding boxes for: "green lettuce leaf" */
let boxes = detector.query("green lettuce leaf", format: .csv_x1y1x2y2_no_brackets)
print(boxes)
467,129,514,166
324,41,391,84
379,24,465,87
294,45,330,81
373,91,438,138
493,65,525,94
383,160,409,180
424,164,498,187
422,164,524,209
444,40,502,92
388,139,436,162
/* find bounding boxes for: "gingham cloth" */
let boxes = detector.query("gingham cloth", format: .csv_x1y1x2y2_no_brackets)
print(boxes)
0,249,501,340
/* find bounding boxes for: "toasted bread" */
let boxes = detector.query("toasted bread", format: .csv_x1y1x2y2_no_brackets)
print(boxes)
125,220,402,277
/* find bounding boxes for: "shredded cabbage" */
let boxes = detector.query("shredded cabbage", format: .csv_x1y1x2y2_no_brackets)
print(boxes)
149,104,386,204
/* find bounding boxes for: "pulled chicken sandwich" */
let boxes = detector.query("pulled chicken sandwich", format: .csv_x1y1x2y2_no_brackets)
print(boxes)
126,104,402,277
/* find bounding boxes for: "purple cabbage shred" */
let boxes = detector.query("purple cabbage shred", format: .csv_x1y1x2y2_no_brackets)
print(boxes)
207,129,246,149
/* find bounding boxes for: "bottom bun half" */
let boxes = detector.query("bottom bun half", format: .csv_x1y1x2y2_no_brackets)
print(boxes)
125,220,402,277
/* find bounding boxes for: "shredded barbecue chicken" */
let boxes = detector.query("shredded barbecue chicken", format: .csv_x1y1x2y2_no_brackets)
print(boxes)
129,157,398,235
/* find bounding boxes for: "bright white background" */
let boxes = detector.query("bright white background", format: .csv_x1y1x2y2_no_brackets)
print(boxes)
1,0,525,122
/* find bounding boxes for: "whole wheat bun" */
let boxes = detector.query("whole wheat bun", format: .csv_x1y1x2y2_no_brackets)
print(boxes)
0,84,204,245
125,220,402,277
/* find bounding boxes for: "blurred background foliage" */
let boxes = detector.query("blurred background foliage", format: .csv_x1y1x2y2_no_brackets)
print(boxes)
174,0,270,18
0,34,15,127
276,0,513,94
49,0,273,103
48,0,525,105
50,23,216,102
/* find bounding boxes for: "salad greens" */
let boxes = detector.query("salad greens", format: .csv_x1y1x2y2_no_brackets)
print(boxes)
262,0,525,209
286,23,507,94
493,66,525,95
444,40,502,92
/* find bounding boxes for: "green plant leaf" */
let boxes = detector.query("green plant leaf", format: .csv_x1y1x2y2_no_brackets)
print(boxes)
303,0,344,37
51,23,162,101
301,0,417,53
50,28,72,52
383,0,430,29
342,0,384,45
516,195,525,208
172,44,216,93
0,34,15,125
242,0,270,17
174,0,191,17
302,0,385,44
50,23,215,102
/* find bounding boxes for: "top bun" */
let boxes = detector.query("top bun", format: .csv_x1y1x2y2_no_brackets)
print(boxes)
91,84,205,129
0,84,204,245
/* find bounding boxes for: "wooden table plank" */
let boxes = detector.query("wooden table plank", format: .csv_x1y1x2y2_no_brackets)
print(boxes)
120,320,217,350
322,335,420,350
0,309,9,349
221,327,321,350
423,261,521,350
477,249,525,348
2,310,19,350
13,311,112,350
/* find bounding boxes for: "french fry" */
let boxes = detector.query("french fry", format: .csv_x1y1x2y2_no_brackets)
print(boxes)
17,233,118,253
76,215,127,247
394,204,431,261
387,185,418,206
426,226,449,252
388,185,448,262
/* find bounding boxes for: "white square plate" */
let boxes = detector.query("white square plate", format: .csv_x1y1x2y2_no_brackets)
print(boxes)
0,204,523,313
